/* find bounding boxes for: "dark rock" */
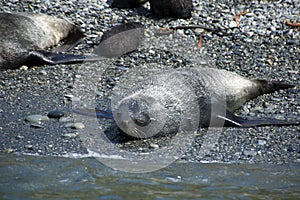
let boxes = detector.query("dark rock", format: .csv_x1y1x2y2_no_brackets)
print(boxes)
47,110,65,119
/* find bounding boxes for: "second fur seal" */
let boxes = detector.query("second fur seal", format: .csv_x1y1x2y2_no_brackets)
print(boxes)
0,12,101,69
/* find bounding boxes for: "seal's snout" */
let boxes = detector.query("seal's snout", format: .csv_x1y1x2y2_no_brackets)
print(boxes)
128,98,151,127
131,112,151,127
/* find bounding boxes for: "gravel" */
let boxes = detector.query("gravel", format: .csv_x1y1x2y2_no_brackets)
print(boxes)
0,0,299,163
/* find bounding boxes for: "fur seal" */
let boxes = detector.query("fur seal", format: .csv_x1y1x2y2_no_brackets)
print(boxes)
76,67,298,138
0,12,99,69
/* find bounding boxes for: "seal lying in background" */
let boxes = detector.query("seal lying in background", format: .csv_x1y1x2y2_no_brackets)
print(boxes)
75,67,298,138
110,0,148,8
111,0,193,19
149,0,193,19
0,12,100,69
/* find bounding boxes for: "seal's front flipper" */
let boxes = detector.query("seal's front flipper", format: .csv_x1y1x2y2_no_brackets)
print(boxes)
25,50,103,66
73,108,114,119
216,111,299,127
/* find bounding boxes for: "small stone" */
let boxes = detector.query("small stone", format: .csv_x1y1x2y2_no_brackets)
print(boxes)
64,122,85,129
5,148,14,153
64,94,80,102
258,139,267,145
150,143,159,149
39,70,47,75
245,12,254,17
243,149,257,157
30,123,44,128
229,20,238,28
25,144,33,150
59,117,73,123
149,49,155,54
47,110,65,118
20,65,28,70
194,28,205,35
63,123,74,128
73,122,85,129
64,94,74,98
62,133,78,138
270,26,276,32
286,39,298,45
25,115,49,123
15,135,24,140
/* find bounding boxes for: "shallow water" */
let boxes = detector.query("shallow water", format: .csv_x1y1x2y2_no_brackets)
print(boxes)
0,153,299,199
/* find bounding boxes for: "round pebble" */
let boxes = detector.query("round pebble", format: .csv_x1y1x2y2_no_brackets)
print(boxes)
47,110,65,118
59,117,73,123
150,143,159,149
64,122,85,129
72,122,85,129
25,115,49,123
30,123,44,129
25,144,33,150
62,133,78,138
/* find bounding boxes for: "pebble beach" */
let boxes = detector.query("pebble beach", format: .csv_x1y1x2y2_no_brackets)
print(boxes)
0,0,299,164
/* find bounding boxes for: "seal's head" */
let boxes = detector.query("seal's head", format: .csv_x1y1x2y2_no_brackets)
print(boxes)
111,70,201,139
112,86,181,138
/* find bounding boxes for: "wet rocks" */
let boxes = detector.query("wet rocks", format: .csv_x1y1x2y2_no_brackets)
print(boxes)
26,112,84,130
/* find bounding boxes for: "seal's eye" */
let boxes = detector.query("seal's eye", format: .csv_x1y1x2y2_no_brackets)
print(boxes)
128,98,151,127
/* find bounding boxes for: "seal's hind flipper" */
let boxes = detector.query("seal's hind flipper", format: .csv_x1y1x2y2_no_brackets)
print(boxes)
216,112,299,127
94,22,145,58
254,79,294,96
25,50,103,66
